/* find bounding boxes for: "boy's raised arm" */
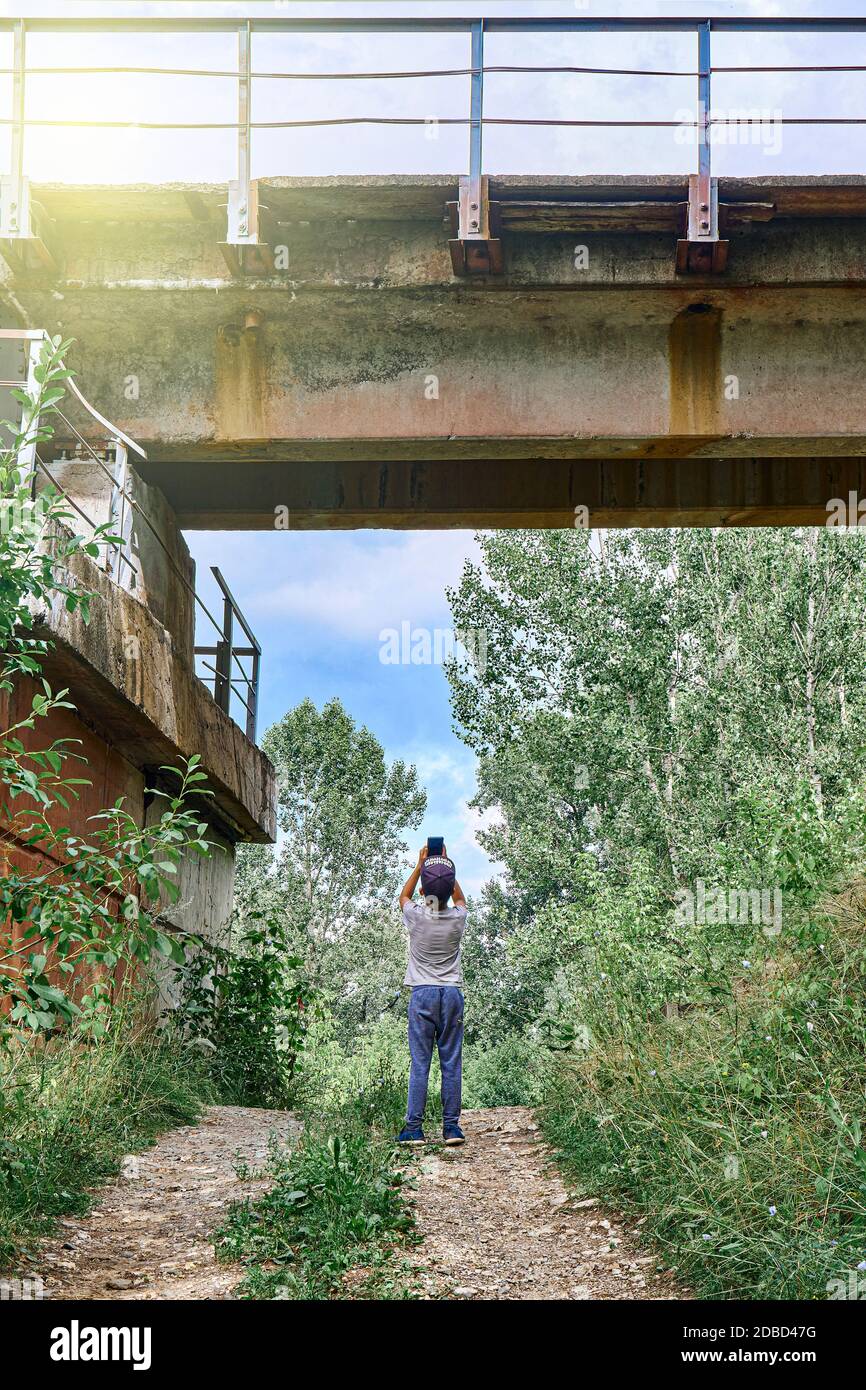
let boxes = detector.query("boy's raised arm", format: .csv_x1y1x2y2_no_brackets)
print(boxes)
399,845,428,908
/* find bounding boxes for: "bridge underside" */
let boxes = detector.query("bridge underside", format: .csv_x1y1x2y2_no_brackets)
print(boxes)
4,174,866,529
139,456,866,530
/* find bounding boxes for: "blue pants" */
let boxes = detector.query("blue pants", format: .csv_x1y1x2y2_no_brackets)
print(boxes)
406,985,464,1129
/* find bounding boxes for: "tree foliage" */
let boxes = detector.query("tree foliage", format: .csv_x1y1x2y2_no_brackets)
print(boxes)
446,527,866,1026
235,697,425,1041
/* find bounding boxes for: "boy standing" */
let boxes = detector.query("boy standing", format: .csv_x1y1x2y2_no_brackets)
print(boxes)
396,844,467,1145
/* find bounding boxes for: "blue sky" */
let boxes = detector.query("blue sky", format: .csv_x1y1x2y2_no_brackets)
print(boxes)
189,529,494,892
5,1,866,181
6,0,866,893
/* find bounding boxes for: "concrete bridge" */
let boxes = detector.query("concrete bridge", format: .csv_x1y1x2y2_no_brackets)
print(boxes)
3,7,865,1003
4,167,864,955
4,173,866,530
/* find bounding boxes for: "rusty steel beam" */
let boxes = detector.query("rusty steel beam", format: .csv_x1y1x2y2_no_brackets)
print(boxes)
135,456,866,532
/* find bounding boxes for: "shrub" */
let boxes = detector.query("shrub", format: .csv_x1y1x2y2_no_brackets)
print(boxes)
463,1033,541,1109
172,915,312,1109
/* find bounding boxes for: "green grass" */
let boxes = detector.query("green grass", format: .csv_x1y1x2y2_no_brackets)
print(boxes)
0,1026,212,1267
538,891,866,1300
462,1033,541,1109
214,1101,419,1300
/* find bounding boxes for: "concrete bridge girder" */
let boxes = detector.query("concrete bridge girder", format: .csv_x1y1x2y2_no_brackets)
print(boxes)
3,175,866,528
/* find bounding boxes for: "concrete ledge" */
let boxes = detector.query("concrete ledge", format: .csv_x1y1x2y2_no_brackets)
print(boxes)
6,174,866,530
28,535,275,842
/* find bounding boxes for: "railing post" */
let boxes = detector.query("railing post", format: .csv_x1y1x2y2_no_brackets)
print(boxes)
246,646,260,744
214,592,234,716
677,19,727,274
0,21,55,273
697,19,714,236
16,333,44,490
468,19,484,234
449,19,502,276
108,440,135,590
237,19,251,240
9,19,25,236
222,18,274,274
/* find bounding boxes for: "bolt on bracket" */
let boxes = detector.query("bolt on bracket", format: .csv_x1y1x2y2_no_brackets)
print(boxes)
676,174,729,275
220,179,276,276
448,176,504,277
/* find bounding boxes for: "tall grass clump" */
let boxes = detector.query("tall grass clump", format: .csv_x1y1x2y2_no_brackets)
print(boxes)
214,1120,417,1301
539,876,866,1300
0,1021,211,1266
213,1012,422,1300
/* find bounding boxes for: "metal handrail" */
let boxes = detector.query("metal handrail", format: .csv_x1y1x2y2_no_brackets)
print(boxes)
54,408,262,742
0,327,141,589
194,567,260,744
1,13,866,253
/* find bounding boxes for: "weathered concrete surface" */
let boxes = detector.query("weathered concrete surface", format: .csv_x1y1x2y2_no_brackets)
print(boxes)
28,528,275,843
148,817,235,1009
3,174,866,527
40,459,195,656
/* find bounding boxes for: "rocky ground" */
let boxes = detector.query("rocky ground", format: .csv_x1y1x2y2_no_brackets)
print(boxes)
31,1103,686,1301
37,1105,298,1300
404,1106,689,1301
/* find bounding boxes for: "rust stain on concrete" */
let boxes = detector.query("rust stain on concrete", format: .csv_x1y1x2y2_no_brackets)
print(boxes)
669,303,723,439
214,316,267,441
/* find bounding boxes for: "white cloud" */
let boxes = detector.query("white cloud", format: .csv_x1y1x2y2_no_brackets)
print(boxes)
395,743,503,898
256,531,482,641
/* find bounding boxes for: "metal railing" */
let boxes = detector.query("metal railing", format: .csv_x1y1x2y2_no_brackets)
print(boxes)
0,327,142,591
0,328,261,745
0,13,865,258
195,567,261,745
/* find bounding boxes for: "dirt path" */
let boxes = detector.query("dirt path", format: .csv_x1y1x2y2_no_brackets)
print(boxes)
405,1107,688,1301
38,1105,297,1301
35,1104,685,1302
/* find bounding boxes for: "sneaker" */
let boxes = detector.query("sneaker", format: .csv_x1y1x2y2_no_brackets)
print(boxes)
395,1127,425,1145
443,1124,465,1146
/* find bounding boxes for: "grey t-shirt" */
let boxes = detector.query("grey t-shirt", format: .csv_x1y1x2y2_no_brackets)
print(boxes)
402,901,468,987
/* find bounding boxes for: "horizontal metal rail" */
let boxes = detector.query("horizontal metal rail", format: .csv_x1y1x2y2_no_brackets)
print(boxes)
2,115,864,130
4,62,866,79
0,14,863,186
4,17,866,34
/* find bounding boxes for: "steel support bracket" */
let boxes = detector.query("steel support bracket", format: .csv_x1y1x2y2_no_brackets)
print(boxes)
0,176,57,275
220,179,276,275
676,175,729,275
448,176,503,276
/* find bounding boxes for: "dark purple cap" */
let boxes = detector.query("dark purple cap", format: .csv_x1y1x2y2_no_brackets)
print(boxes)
420,855,456,905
